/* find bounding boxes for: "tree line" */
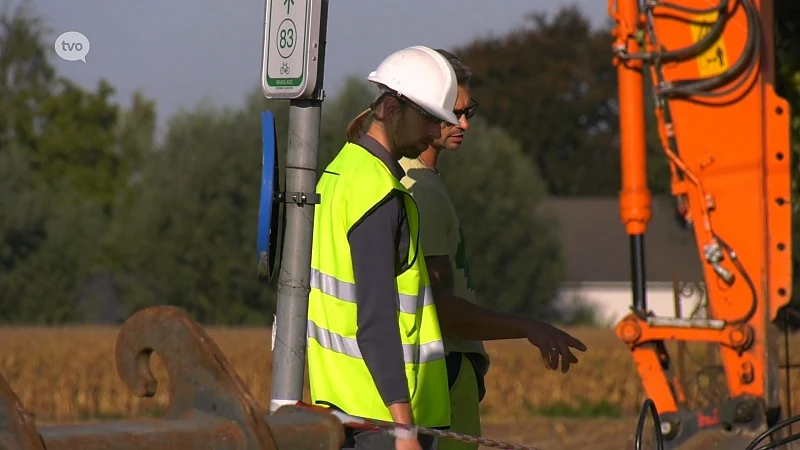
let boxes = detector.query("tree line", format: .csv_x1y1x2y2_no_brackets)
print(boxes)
1,1,799,325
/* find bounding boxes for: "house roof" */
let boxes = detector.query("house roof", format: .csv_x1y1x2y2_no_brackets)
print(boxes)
541,196,705,283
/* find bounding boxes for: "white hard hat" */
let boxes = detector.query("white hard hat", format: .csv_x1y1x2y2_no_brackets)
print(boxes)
367,45,460,125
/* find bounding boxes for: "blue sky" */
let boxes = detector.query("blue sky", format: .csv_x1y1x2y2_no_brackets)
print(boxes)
29,0,608,130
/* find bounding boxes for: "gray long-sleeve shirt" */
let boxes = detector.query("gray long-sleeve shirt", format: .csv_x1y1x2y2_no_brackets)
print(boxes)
348,135,411,406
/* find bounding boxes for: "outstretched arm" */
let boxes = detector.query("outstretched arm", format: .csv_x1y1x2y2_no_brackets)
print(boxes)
404,178,587,372
427,255,528,341
427,255,587,373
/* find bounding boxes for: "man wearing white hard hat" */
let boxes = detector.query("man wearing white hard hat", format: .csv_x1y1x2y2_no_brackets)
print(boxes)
306,45,460,450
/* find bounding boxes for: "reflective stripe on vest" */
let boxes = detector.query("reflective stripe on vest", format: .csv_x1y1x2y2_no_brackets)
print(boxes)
310,267,435,314
307,319,445,364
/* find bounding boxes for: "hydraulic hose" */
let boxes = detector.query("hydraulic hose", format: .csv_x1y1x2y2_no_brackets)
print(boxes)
660,0,762,98
743,413,800,450
634,398,665,450
715,233,758,324
652,1,725,15
618,0,762,100
619,0,729,63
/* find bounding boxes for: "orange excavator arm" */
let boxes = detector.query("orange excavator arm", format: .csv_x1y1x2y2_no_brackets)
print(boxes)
609,0,792,446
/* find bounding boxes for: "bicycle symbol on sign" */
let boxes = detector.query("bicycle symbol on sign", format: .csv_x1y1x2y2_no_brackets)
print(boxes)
280,62,290,75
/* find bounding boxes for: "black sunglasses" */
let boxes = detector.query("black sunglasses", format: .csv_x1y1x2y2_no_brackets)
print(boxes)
453,99,479,120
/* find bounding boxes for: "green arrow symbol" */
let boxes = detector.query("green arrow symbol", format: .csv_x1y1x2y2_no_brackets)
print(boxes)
283,0,294,14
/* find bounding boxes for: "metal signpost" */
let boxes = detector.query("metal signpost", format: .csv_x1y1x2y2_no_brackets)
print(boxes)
261,0,329,412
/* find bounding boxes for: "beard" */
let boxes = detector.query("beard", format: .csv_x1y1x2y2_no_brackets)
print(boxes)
391,113,432,159
398,142,428,159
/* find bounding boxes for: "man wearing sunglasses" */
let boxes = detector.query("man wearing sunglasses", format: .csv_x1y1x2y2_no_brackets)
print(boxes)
399,49,588,450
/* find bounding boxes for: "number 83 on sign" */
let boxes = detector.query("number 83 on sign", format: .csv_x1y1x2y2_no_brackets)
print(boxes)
261,0,323,99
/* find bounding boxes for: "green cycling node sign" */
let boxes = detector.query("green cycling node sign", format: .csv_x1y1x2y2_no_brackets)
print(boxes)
262,0,320,99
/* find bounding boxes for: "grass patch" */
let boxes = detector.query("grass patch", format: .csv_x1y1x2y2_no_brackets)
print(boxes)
535,399,622,419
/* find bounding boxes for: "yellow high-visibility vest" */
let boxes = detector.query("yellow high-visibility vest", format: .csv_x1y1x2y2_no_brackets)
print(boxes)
307,141,450,428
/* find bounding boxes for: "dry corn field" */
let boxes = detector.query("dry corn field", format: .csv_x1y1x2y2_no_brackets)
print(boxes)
3,325,800,449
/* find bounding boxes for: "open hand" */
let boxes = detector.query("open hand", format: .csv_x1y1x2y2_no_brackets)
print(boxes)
525,319,587,373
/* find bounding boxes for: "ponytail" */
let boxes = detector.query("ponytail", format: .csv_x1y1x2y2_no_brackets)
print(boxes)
345,108,372,142
345,88,399,142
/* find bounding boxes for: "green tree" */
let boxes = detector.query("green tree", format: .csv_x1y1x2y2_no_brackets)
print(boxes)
1,1,123,213
108,88,290,324
455,5,671,196
455,6,620,196
0,1,127,323
0,143,106,323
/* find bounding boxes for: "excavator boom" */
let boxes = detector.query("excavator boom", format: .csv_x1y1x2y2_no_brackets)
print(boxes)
610,0,792,447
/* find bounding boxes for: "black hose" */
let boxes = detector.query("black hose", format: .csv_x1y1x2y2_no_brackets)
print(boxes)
652,1,724,15
621,0,730,63
634,398,665,450
662,0,762,98
753,432,800,450
627,0,762,101
744,414,800,450
715,233,758,324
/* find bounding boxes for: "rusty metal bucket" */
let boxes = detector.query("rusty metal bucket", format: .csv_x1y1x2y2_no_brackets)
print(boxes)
0,305,344,449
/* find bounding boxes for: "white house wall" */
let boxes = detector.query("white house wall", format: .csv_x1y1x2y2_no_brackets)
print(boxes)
557,282,707,327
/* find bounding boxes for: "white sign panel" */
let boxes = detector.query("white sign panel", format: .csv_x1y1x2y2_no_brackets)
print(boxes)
261,0,321,99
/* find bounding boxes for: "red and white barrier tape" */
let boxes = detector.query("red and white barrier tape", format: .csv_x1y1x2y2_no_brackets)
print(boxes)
290,401,543,450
